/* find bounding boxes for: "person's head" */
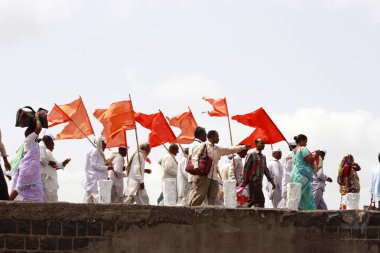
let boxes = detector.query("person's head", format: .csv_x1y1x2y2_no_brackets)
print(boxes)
294,134,308,147
140,143,151,156
320,150,327,160
378,153,380,163
194,127,207,142
238,149,248,159
119,147,127,157
169,144,179,156
272,147,282,160
42,135,55,151
25,125,36,137
341,154,354,166
207,130,219,144
288,141,297,151
94,136,107,151
255,138,265,151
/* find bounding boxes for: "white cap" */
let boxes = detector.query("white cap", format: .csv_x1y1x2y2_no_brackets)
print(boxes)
272,147,281,153
44,133,56,141
289,141,297,146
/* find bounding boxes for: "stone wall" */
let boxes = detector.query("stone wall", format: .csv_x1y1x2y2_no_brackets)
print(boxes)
0,202,380,253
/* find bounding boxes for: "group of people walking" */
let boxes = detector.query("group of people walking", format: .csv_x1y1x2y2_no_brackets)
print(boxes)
0,111,378,211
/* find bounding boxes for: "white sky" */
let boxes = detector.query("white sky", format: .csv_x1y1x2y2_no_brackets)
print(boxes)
1,0,380,209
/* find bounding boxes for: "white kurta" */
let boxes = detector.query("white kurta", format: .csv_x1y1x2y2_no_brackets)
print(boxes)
371,166,380,202
40,143,63,202
177,155,190,204
83,148,108,194
109,154,125,203
127,152,149,205
161,153,178,180
229,156,244,185
267,158,284,208
188,139,202,183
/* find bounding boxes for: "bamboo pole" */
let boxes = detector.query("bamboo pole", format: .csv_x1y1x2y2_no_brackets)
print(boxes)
129,94,142,174
225,97,237,175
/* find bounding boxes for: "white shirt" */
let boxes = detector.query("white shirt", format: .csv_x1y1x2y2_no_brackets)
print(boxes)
177,155,189,198
109,154,125,197
40,142,63,192
161,153,178,180
229,155,244,185
312,167,329,191
127,152,146,196
0,129,7,157
371,166,380,201
188,138,202,182
24,132,38,153
192,141,246,180
268,158,284,187
282,152,294,196
83,148,108,193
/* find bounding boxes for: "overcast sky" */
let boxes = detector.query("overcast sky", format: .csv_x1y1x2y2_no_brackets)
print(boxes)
1,0,380,208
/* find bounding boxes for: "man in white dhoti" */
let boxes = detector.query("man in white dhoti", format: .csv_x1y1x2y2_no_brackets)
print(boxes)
312,150,332,210
108,147,127,203
40,134,71,202
160,144,179,205
267,147,283,208
125,143,151,205
278,142,297,208
83,136,113,203
370,154,380,209
177,148,191,206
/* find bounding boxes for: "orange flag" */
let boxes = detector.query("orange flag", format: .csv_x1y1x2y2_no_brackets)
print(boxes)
48,97,94,140
203,97,228,117
134,111,177,148
232,107,286,147
93,100,136,148
168,110,198,144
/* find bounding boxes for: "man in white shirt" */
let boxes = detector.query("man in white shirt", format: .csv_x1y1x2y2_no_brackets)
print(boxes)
83,136,113,203
160,144,179,205
109,147,127,203
177,148,190,206
312,150,332,210
0,128,11,200
125,143,151,205
227,150,248,185
190,130,249,206
278,142,297,208
267,147,284,208
40,134,71,202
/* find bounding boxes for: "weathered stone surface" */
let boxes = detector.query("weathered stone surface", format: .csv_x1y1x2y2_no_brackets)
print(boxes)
0,202,379,252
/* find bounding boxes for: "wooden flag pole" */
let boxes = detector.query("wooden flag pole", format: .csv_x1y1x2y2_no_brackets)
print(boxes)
225,97,237,175
129,94,142,171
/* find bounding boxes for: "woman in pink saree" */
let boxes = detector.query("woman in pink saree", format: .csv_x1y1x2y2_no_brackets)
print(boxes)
10,111,45,202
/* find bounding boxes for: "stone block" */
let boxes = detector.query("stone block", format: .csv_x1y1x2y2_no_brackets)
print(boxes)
32,221,47,235
352,229,365,239
17,221,31,235
47,221,61,236
77,221,87,237
74,238,90,249
366,228,379,240
5,236,24,250
102,221,115,233
40,236,57,251
87,222,102,236
58,238,73,251
25,236,39,250
62,222,76,236
0,220,18,234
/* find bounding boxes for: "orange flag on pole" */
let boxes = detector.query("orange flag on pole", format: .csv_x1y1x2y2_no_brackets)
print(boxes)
48,97,95,140
134,111,177,148
93,100,136,148
232,107,286,147
203,97,228,117
168,110,198,144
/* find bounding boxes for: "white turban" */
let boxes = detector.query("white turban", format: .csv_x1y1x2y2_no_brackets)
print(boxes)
272,147,281,153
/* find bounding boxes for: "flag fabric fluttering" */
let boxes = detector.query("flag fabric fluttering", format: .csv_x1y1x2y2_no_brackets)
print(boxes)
168,110,198,144
48,97,94,140
93,100,135,148
203,97,228,117
134,111,177,148
232,107,286,147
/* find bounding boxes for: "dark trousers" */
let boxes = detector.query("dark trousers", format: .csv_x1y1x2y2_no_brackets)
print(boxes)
0,166,9,200
248,181,264,208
